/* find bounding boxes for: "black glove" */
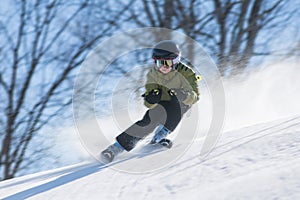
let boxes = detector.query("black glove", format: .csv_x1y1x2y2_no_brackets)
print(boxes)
143,88,162,104
169,88,188,102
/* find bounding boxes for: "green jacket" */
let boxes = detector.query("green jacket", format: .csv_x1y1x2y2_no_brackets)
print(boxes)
144,62,201,108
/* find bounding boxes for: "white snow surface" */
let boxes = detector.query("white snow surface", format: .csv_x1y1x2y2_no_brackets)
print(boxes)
1,115,300,200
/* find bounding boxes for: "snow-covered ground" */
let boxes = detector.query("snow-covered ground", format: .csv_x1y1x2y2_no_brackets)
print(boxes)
1,114,300,200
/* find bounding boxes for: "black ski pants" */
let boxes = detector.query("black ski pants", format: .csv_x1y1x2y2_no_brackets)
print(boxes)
116,99,190,151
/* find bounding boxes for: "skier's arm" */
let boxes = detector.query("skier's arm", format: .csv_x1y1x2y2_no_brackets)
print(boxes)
178,65,201,105
143,69,160,108
182,73,200,105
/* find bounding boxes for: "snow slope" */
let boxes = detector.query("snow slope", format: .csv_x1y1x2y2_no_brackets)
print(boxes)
1,115,300,200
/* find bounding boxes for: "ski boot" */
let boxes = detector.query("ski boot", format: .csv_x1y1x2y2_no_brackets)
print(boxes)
101,141,124,163
150,125,173,148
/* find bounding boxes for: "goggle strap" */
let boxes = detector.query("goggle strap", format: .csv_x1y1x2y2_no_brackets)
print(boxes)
172,56,180,65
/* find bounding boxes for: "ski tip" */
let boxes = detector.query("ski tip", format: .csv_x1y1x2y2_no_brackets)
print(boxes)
100,151,114,164
159,139,173,148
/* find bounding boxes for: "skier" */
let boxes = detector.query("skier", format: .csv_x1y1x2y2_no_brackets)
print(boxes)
101,40,201,163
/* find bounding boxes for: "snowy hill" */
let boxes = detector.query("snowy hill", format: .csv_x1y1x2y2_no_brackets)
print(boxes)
1,115,300,200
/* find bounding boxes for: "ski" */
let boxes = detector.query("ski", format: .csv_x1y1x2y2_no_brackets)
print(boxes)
100,139,173,164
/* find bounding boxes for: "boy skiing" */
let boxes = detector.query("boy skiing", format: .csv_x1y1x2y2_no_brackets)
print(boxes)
101,40,200,163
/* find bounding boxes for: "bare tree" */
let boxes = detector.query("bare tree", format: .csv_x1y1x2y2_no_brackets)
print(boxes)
208,0,293,76
0,0,128,180
127,0,295,77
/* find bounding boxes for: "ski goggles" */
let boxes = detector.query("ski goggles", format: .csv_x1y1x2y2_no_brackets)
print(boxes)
153,56,180,69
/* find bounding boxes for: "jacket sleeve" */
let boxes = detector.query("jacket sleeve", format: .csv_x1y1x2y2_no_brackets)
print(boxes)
177,64,200,105
143,68,159,108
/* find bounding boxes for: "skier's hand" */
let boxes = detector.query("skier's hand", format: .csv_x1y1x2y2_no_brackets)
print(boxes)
169,88,188,102
143,88,162,104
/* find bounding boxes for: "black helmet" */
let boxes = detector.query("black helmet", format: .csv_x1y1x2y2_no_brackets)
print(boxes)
152,40,181,59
